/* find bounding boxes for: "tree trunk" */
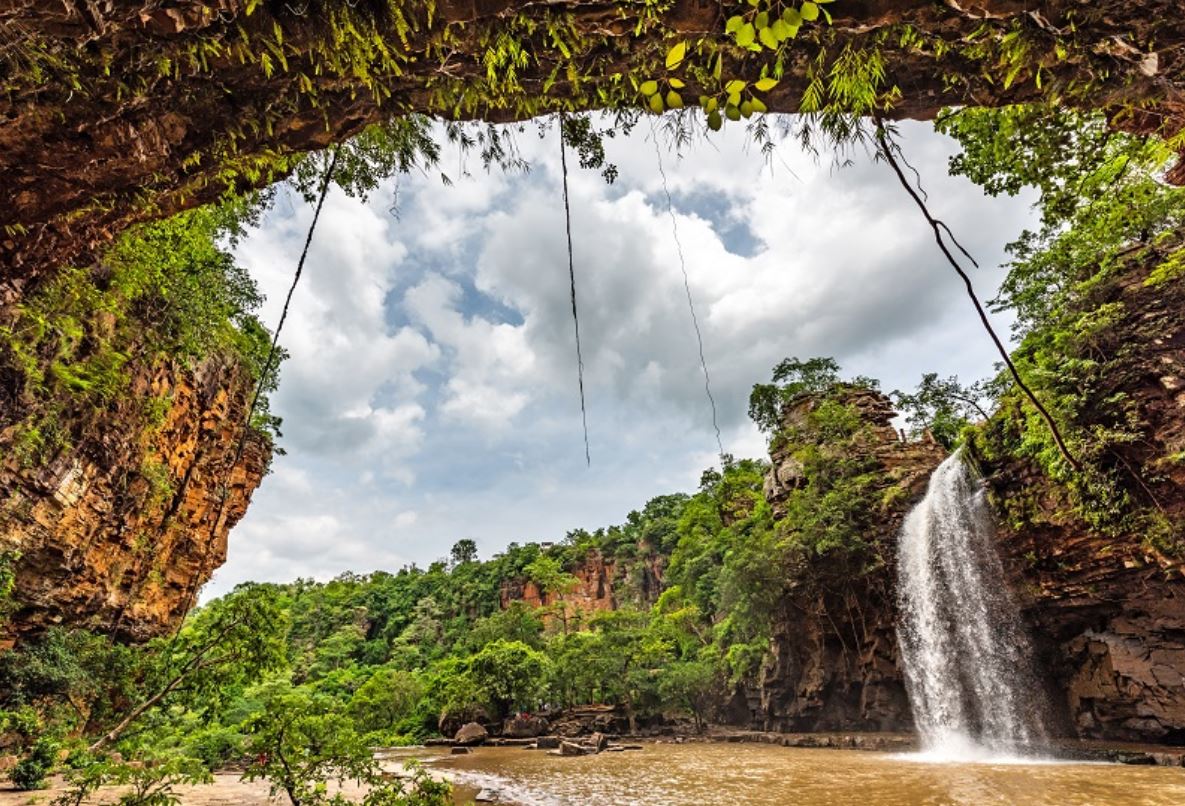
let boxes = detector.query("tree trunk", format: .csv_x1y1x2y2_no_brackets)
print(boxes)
1,0,1183,283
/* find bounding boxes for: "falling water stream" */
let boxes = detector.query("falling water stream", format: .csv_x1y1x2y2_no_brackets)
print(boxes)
896,450,1048,761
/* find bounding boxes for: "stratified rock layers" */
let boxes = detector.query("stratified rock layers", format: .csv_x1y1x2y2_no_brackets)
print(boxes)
990,262,1185,744
0,357,268,643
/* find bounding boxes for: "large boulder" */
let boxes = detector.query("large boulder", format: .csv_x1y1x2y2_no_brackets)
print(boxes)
454,722,489,747
439,706,489,739
503,715,549,739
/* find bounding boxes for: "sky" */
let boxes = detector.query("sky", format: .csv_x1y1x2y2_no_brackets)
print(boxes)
203,117,1039,598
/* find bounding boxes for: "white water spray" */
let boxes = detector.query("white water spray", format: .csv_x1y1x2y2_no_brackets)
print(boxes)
896,451,1047,761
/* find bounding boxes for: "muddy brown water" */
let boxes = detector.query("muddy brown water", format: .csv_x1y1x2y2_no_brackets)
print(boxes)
435,743,1185,806
4,743,1185,805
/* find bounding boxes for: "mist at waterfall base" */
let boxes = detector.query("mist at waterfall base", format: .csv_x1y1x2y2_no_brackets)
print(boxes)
896,451,1053,764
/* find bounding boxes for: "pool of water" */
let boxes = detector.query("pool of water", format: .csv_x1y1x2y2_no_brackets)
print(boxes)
430,742,1185,806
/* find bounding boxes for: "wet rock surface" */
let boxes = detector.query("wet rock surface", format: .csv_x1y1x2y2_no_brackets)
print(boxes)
454,722,490,747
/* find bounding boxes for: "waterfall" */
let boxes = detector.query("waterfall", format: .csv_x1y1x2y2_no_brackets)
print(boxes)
896,450,1047,761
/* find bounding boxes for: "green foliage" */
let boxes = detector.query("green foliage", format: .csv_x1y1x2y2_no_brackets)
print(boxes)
111,756,213,806
0,550,18,625
0,627,139,734
946,105,1185,543
348,667,422,738
656,659,717,731
243,683,373,805
242,683,450,806
448,539,478,567
465,602,545,651
148,584,290,719
748,356,879,434
892,373,995,448
468,640,551,718
183,726,246,771
938,106,1185,337
11,737,59,790
0,196,284,472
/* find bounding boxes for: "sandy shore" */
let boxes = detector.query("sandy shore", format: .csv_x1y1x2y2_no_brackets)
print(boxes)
0,764,481,805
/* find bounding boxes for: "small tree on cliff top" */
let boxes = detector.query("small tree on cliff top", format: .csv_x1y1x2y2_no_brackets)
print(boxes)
748,357,880,434
523,555,579,633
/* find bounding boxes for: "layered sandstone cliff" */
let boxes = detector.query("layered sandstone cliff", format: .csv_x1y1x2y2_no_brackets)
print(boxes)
983,257,1185,744
0,356,268,643
499,550,665,620
746,253,1185,744
737,390,944,733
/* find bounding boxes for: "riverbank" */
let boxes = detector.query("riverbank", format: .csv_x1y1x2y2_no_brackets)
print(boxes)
428,727,1185,768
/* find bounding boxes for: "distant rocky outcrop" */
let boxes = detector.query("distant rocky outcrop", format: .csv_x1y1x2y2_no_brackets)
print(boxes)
738,389,945,734
499,549,665,618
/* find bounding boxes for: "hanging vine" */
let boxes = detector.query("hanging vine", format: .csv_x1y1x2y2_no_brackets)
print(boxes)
559,113,592,466
177,148,341,626
873,122,1081,471
650,122,725,460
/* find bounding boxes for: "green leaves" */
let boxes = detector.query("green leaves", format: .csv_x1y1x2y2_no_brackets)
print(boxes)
725,1,825,50
640,41,691,116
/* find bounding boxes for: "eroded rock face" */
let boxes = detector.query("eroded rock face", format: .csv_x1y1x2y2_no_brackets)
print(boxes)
499,549,665,618
0,357,268,643
740,391,945,733
744,258,1185,745
2,1,1184,283
986,262,1185,745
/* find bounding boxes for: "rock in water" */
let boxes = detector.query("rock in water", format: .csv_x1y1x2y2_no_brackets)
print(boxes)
454,722,489,746
559,740,595,756
503,715,549,738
